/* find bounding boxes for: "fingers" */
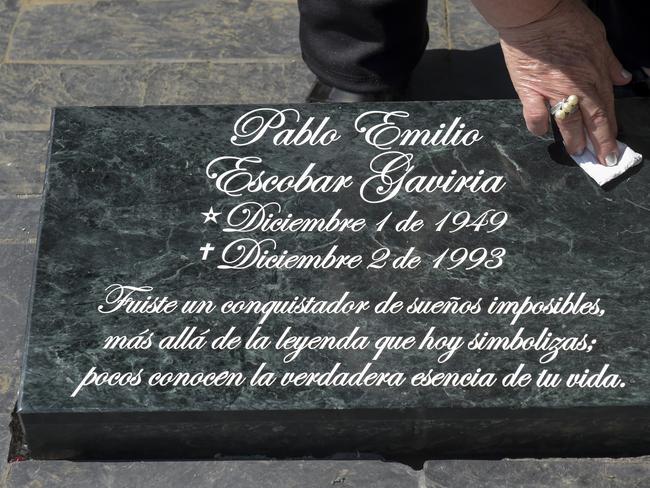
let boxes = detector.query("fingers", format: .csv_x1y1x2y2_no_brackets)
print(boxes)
580,91,619,166
607,47,632,86
509,45,623,164
597,79,618,137
521,92,549,136
554,100,586,156
577,47,622,164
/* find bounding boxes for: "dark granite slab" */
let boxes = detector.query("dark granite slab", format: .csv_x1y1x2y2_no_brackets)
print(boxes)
16,99,650,460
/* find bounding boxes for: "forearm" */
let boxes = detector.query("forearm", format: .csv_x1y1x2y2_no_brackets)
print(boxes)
471,0,561,29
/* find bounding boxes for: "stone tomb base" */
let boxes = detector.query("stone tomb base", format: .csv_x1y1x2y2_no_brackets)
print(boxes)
18,408,650,460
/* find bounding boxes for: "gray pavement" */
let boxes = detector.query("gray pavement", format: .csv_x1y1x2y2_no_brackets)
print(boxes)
0,0,647,486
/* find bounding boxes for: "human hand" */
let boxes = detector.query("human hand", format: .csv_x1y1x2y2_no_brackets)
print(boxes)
498,0,631,165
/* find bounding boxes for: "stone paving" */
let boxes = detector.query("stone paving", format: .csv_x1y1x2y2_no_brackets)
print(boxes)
0,0,648,486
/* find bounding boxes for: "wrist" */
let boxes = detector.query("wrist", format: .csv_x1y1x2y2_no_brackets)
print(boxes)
472,0,562,30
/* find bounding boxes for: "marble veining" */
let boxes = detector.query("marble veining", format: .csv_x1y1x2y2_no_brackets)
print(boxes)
15,99,650,458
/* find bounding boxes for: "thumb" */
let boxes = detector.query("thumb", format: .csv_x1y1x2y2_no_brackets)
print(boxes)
608,48,632,86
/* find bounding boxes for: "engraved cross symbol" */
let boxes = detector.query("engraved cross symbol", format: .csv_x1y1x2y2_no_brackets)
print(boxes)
200,243,215,261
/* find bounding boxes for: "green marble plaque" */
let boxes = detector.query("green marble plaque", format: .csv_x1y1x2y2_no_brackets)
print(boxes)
16,100,650,460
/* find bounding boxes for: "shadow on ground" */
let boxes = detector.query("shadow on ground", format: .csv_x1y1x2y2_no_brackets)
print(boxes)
408,45,516,101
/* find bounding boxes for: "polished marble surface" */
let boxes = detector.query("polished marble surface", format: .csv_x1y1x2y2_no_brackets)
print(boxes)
16,99,650,459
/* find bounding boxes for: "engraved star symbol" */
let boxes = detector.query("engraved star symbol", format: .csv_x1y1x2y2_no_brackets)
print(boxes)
201,207,221,224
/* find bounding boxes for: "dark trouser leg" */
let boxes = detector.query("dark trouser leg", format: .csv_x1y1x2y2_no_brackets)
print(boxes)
298,0,429,93
586,0,650,69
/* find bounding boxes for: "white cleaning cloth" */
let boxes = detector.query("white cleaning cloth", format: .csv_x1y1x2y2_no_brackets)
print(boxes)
571,138,643,186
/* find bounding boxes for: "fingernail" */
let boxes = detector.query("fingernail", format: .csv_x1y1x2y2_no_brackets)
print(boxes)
563,141,585,158
605,151,618,167
621,69,632,79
